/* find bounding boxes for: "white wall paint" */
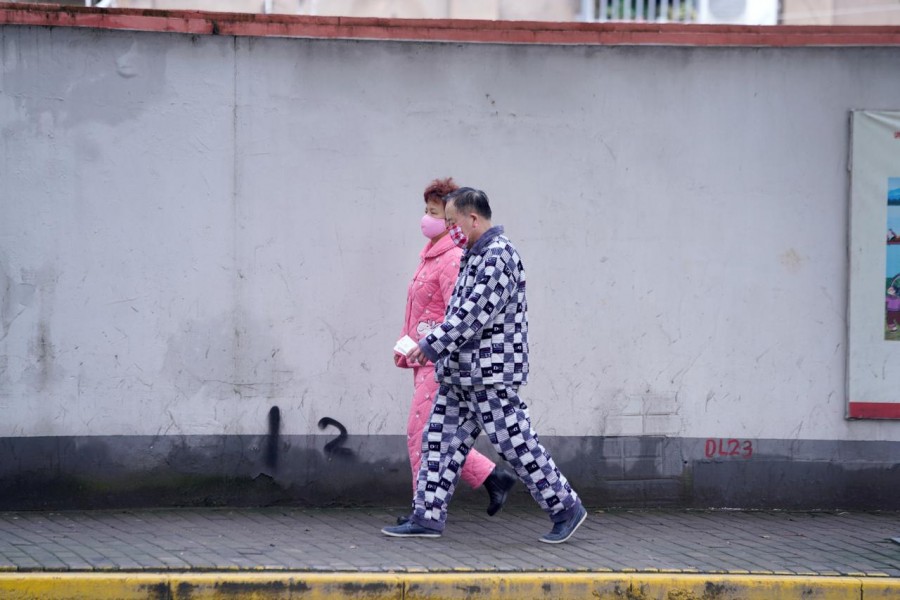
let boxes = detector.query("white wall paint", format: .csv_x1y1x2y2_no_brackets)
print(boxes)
2,26,900,441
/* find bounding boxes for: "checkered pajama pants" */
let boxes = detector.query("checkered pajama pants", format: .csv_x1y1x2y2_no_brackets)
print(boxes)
411,383,581,532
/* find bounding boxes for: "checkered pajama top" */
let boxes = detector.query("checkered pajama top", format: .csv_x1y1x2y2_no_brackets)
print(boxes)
418,225,529,388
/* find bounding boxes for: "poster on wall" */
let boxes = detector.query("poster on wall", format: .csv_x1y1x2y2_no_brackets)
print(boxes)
848,110,900,419
888,178,900,338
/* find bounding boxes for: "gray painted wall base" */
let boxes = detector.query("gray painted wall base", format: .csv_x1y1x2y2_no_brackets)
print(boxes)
1,435,897,510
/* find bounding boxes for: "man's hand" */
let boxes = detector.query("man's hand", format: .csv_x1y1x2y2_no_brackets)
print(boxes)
406,346,428,366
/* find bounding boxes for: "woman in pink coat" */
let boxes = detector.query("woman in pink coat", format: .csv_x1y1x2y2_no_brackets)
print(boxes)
394,178,515,523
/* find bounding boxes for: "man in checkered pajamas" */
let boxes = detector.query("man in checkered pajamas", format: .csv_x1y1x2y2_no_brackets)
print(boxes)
381,187,588,544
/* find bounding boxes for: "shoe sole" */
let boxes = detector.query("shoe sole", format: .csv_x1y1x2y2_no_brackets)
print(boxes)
381,528,441,538
538,510,587,544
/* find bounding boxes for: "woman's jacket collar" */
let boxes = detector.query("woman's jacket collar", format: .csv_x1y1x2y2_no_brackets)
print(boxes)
421,232,458,259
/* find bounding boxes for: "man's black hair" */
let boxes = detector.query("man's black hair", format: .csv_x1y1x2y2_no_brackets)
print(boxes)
444,187,492,220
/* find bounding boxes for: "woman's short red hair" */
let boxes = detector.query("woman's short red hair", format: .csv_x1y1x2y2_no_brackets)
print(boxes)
423,177,459,203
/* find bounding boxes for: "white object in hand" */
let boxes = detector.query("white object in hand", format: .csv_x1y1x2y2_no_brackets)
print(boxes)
394,335,418,356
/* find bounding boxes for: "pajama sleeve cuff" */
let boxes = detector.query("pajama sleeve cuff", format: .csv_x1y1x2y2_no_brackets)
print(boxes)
419,338,440,363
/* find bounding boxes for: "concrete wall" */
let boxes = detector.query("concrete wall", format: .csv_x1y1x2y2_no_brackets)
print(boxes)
2,17,900,508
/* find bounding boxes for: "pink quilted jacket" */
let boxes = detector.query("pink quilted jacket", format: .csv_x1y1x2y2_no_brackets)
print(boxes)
396,235,462,369
396,234,495,491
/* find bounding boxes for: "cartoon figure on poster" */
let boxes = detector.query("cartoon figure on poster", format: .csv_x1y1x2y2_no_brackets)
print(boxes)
886,177,900,339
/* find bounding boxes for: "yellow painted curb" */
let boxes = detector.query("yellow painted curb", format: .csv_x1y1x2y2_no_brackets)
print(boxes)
0,571,897,599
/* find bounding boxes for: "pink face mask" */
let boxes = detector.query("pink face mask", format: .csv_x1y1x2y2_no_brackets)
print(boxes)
448,224,468,249
420,214,446,239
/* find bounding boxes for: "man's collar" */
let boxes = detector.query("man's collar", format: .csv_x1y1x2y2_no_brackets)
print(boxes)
466,225,504,256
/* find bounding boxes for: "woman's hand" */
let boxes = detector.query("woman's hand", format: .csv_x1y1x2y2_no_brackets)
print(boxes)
406,346,428,366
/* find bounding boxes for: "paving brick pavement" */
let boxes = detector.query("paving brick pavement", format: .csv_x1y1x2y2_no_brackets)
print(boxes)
0,506,898,577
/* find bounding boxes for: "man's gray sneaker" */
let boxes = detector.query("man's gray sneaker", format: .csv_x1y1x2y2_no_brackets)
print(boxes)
539,504,587,544
381,521,441,538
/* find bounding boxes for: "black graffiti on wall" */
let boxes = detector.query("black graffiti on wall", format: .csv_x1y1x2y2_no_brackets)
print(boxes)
317,417,355,459
265,406,281,468
261,406,356,467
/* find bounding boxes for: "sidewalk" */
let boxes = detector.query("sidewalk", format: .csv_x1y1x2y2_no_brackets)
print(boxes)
0,505,898,598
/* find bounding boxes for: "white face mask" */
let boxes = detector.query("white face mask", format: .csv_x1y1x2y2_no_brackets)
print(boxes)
420,214,446,239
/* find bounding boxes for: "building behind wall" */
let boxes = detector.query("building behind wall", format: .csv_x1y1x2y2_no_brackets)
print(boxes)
64,0,900,24
782,0,900,25
60,0,900,24
67,0,584,20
